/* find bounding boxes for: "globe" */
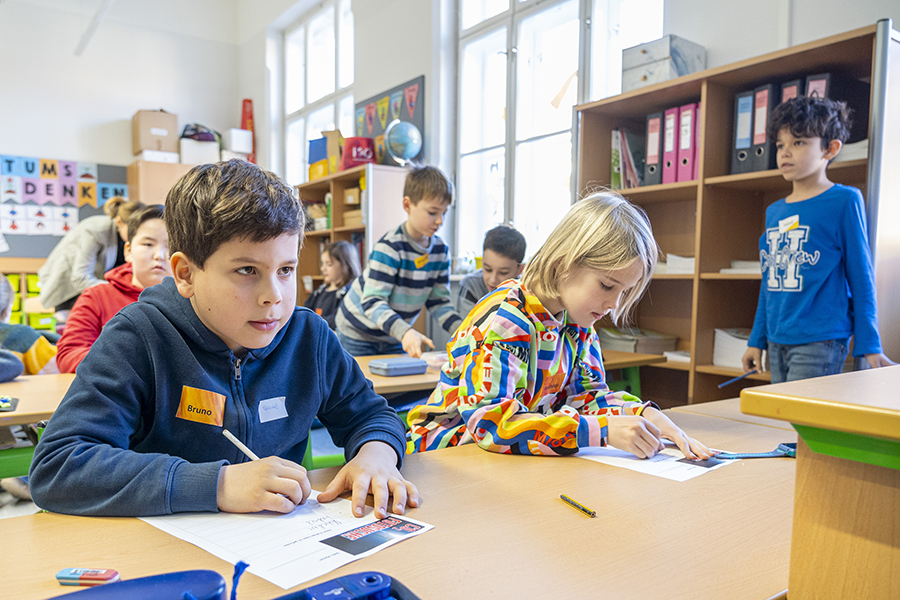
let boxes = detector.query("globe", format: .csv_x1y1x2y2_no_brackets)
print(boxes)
384,119,422,166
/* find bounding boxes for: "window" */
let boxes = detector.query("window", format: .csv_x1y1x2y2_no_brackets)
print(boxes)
283,0,355,186
456,0,663,257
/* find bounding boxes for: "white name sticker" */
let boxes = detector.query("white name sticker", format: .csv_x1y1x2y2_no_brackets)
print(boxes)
778,214,799,234
258,396,288,423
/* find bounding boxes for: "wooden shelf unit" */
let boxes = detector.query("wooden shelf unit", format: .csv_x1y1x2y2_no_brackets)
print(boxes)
294,164,408,305
576,22,900,405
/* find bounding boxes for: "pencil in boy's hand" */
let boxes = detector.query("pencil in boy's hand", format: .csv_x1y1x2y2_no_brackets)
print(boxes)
717,370,758,389
560,494,596,518
222,429,260,461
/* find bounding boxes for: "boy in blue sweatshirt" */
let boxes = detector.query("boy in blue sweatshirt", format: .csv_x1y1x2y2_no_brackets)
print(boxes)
742,96,894,383
30,160,418,518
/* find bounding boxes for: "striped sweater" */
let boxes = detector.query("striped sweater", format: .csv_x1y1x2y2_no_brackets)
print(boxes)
408,280,650,455
336,224,462,343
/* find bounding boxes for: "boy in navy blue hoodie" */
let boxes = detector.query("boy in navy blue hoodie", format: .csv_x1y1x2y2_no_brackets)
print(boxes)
30,160,418,518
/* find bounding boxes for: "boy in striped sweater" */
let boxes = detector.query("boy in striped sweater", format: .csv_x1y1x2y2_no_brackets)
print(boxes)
336,166,462,358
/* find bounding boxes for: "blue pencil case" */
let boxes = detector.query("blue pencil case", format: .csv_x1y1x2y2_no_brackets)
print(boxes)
368,357,428,377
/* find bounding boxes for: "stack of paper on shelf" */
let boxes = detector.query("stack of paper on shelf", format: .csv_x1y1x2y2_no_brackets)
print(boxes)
833,138,868,162
656,254,695,275
598,327,677,355
719,260,761,274
713,328,752,368
663,349,691,363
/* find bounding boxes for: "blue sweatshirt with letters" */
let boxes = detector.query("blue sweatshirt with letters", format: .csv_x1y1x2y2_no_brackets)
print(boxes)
748,184,883,356
29,278,406,517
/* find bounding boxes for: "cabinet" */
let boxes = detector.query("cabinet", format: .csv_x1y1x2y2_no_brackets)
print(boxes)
0,258,55,330
294,164,408,305
575,21,900,406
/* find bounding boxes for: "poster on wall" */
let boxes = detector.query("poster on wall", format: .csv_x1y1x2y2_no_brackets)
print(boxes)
354,75,425,167
1,154,128,257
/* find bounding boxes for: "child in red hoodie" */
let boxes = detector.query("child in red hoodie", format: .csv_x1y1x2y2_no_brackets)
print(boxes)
56,205,170,373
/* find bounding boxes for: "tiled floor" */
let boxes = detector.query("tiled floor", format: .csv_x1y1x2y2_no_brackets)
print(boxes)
0,427,344,520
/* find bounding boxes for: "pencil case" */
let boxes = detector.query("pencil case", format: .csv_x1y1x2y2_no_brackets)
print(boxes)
368,357,428,377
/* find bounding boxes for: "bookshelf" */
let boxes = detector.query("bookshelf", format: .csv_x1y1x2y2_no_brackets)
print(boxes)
294,164,408,305
576,21,900,406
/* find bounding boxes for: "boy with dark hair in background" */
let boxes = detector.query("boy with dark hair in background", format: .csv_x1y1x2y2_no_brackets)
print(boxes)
457,225,526,319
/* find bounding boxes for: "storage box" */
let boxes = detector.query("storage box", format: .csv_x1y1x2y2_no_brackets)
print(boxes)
132,110,179,154
309,159,329,181
5,274,20,292
135,150,180,164
343,209,363,228
220,150,249,162
368,357,428,377
25,273,41,293
7,311,21,325
180,138,220,165
223,128,253,154
323,130,344,174
309,138,328,165
622,35,705,93
127,160,196,204
339,137,376,171
27,312,56,331
597,327,677,355
344,187,361,205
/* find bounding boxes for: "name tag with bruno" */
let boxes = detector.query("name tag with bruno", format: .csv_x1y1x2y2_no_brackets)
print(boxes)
176,386,226,426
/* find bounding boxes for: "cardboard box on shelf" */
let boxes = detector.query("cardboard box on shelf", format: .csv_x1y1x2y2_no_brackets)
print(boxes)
132,110,178,154
224,128,253,154
221,150,249,162
180,138,220,165
309,159,329,181
135,150,179,164
621,35,706,93
344,187,361,205
322,130,344,174
127,160,195,205
343,209,363,228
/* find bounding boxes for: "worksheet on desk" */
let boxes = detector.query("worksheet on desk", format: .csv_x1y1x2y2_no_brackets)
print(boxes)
141,491,433,590
576,446,732,482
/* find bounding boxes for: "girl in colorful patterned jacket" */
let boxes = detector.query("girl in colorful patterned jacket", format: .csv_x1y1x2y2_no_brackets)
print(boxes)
408,191,715,460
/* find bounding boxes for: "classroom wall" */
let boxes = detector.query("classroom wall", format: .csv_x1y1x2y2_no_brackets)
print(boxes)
664,0,900,69
0,0,242,166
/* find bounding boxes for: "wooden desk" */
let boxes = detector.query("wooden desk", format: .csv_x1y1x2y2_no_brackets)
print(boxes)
4,410,795,600
741,366,900,600
0,374,75,427
670,397,794,432
354,355,442,395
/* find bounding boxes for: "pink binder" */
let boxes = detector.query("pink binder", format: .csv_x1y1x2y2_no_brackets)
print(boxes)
677,103,697,182
662,107,680,184
693,101,702,181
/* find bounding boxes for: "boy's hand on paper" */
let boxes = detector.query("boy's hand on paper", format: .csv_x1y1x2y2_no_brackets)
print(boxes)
216,457,311,514
742,347,763,373
865,352,896,369
607,415,665,459
318,441,419,519
641,407,715,461
401,329,434,359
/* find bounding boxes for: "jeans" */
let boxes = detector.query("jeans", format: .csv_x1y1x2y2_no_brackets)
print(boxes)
767,338,850,384
336,331,403,357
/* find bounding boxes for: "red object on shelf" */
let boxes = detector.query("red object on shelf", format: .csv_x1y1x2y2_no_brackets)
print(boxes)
241,99,256,164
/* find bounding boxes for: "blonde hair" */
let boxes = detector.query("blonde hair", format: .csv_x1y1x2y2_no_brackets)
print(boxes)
103,196,142,221
522,190,659,324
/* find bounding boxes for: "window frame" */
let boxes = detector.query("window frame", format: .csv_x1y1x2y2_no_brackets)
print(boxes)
282,0,354,186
